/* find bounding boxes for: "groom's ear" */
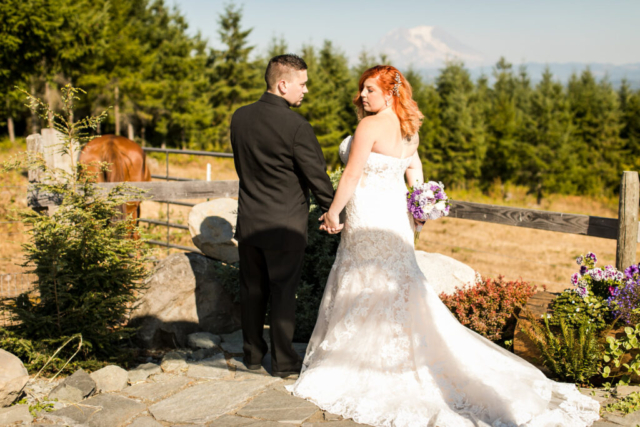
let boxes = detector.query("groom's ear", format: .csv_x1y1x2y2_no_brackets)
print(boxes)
277,80,287,94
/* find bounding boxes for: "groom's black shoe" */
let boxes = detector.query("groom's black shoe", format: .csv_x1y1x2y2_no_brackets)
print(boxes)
243,359,262,370
271,369,301,378
271,361,302,378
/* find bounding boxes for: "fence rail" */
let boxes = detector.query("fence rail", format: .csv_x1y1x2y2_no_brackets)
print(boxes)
142,147,233,158
140,146,233,253
24,135,640,269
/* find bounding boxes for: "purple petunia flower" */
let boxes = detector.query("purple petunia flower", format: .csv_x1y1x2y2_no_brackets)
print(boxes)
587,252,597,263
571,273,580,286
576,255,584,265
625,264,640,279
580,266,588,275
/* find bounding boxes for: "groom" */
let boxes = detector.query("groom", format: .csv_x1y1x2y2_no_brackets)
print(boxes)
230,54,342,377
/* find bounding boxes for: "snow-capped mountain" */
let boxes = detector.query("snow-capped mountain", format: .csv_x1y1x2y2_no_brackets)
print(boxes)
375,26,484,68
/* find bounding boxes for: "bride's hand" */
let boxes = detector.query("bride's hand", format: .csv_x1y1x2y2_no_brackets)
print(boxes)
320,211,343,234
414,218,426,230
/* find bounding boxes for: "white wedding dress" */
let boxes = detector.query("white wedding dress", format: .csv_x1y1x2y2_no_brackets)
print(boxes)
286,137,600,427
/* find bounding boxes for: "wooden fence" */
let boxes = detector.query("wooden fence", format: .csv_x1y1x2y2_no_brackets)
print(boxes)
24,133,640,271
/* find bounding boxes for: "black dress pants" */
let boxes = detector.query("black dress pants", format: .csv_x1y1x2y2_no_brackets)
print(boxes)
238,242,304,372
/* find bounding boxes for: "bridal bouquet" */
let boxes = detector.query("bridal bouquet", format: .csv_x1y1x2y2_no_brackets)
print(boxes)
407,181,451,242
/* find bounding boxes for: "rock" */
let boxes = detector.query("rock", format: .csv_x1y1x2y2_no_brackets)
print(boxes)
0,405,33,424
620,410,640,426
220,329,244,354
48,368,96,402
208,415,282,426
127,417,163,427
90,365,129,393
237,389,318,423
0,349,29,407
149,377,278,424
129,252,241,348
270,378,297,394
191,347,220,361
189,198,239,263
161,351,188,373
128,363,162,384
186,354,233,380
122,376,191,402
229,356,271,379
579,388,615,405
46,393,145,427
615,385,640,398
187,332,221,350
302,421,367,427
414,251,477,296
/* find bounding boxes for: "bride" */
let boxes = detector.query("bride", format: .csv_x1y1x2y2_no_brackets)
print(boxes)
286,65,600,427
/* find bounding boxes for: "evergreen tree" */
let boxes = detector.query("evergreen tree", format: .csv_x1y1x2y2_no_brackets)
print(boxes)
0,0,62,136
433,61,486,186
567,69,624,194
619,80,640,171
404,68,442,181
267,35,288,58
482,57,521,185
298,42,353,166
207,4,263,151
517,68,580,200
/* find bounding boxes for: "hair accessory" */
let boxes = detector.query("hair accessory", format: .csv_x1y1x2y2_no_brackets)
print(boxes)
392,73,402,96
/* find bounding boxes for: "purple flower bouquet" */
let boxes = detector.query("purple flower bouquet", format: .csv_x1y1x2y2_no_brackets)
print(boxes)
406,181,450,242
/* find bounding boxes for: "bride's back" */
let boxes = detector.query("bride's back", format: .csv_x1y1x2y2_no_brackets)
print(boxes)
367,110,419,160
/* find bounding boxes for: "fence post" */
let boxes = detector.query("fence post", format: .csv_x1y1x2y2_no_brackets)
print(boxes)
616,171,639,271
26,134,43,184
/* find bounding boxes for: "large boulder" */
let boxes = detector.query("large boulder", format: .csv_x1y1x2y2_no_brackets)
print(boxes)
189,198,239,263
415,251,477,296
129,252,241,348
0,349,29,407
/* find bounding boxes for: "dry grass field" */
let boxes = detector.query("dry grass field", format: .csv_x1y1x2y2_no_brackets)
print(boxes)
2,138,638,296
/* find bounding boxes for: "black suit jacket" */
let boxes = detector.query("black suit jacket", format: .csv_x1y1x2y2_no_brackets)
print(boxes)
230,92,336,249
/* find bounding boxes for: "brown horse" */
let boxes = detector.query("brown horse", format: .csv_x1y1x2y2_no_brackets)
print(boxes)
79,135,151,236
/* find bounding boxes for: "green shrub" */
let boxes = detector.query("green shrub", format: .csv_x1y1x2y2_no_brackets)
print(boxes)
521,313,603,385
0,86,147,374
601,325,640,386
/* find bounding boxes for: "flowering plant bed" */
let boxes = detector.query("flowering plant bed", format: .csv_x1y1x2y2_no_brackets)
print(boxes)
515,253,640,386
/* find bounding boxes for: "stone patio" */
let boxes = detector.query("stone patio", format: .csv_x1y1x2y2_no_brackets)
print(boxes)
6,331,640,427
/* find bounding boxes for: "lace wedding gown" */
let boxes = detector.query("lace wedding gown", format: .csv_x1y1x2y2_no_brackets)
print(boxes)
286,137,600,427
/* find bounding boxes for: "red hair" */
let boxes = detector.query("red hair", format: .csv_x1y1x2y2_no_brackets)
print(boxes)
353,65,423,139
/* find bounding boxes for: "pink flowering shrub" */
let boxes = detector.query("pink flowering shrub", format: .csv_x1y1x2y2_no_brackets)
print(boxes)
440,276,539,342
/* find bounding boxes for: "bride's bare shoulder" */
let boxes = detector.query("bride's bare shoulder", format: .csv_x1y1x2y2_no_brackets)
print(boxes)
355,115,384,133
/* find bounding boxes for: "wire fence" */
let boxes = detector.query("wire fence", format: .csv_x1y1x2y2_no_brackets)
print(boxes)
140,146,232,254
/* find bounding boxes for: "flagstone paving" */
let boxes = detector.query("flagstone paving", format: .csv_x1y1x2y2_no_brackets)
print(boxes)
13,334,640,427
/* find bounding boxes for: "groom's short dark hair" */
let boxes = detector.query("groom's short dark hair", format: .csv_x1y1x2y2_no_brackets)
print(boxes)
265,54,308,90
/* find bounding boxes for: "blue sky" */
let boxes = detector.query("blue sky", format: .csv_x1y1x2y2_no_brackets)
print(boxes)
172,0,640,66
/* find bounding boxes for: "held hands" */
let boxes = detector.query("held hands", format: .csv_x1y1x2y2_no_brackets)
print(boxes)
318,211,344,234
